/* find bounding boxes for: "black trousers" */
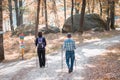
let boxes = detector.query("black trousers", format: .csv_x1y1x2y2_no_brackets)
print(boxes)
37,48,46,67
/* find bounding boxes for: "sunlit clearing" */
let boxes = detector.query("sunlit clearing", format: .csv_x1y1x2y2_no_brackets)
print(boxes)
82,48,105,57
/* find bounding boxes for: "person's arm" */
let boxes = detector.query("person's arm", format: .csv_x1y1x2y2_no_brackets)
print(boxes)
43,37,46,47
35,38,38,46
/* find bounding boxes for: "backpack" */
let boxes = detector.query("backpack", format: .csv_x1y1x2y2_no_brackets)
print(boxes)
38,37,44,48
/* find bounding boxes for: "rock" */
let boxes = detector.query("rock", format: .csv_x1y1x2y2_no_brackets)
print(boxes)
62,14,107,33
13,24,60,36
40,25,60,34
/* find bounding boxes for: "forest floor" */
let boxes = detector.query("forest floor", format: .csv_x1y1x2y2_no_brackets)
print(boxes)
0,30,120,80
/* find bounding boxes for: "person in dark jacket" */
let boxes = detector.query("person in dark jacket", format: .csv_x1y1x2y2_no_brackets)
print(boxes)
35,32,47,68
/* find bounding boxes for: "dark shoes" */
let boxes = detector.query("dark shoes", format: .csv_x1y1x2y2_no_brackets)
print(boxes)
68,69,73,73
40,65,45,68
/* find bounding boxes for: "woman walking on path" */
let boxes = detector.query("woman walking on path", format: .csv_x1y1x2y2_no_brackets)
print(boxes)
35,32,47,68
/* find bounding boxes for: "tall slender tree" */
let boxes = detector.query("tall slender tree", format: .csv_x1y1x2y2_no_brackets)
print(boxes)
110,0,115,30
64,0,66,21
52,0,60,27
99,0,102,16
79,0,86,34
8,0,14,32
0,0,5,61
92,0,95,13
14,0,19,26
75,0,80,14
44,0,48,29
87,0,90,13
19,0,23,25
71,0,74,32
35,0,41,38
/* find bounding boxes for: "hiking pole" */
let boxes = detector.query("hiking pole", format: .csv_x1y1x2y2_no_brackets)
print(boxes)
74,58,77,70
35,46,38,68
61,45,63,72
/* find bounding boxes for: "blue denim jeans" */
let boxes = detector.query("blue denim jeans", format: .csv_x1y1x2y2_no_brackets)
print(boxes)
65,51,75,71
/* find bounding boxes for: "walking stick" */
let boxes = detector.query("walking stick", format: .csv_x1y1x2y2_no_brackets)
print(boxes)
35,46,38,68
61,45,63,72
75,58,76,70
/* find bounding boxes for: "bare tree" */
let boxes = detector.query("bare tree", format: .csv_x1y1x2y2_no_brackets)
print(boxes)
0,0,5,61
14,0,19,26
71,0,74,32
52,0,60,27
92,0,95,13
75,0,80,14
8,0,14,32
35,0,41,38
79,0,86,34
19,0,23,25
110,0,115,30
99,0,102,16
44,0,48,29
64,0,66,21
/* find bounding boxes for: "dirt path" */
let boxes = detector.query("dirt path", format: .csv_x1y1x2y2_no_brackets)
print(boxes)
0,35,120,80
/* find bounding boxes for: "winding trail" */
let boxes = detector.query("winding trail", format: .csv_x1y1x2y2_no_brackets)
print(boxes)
0,35,120,80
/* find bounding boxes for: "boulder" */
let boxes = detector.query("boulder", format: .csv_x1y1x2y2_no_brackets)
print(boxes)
62,14,107,33
13,24,60,36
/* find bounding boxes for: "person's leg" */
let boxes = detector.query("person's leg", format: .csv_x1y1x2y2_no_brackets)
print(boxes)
38,49,42,67
70,51,75,72
66,51,70,72
41,49,46,67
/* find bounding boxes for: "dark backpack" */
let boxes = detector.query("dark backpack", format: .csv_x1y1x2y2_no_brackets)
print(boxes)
38,37,44,48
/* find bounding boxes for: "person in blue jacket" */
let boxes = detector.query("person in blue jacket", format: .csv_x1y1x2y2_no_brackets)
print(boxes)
35,32,47,68
63,33,76,73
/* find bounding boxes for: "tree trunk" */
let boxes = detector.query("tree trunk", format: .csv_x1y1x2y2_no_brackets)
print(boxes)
106,0,110,31
87,0,90,13
75,1,80,14
79,0,86,34
52,0,60,27
35,0,41,38
41,0,44,17
110,1,115,30
92,0,95,13
8,0,14,32
0,0,5,62
71,0,74,32
64,0,66,21
99,0,102,16
14,0,20,27
19,0,23,25
44,0,48,29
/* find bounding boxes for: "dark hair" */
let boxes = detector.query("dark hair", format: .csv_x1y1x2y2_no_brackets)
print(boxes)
38,32,42,37
67,33,71,38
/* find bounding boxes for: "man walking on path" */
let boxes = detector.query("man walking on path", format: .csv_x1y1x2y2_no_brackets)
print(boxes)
35,32,47,68
63,33,76,73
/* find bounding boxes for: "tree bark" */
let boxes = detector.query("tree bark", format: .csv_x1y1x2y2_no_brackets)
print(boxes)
19,0,23,25
0,0,5,61
79,0,86,34
8,0,14,32
14,0,20,26
99,0,102,16
35,0,41,38
75,1,80,14
64,0,66,21
44,0,48,29
71,0,74,32
106,0,110,31
92,0,95,13
52,0,60,27
87,0,90,13
110,1,115,30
